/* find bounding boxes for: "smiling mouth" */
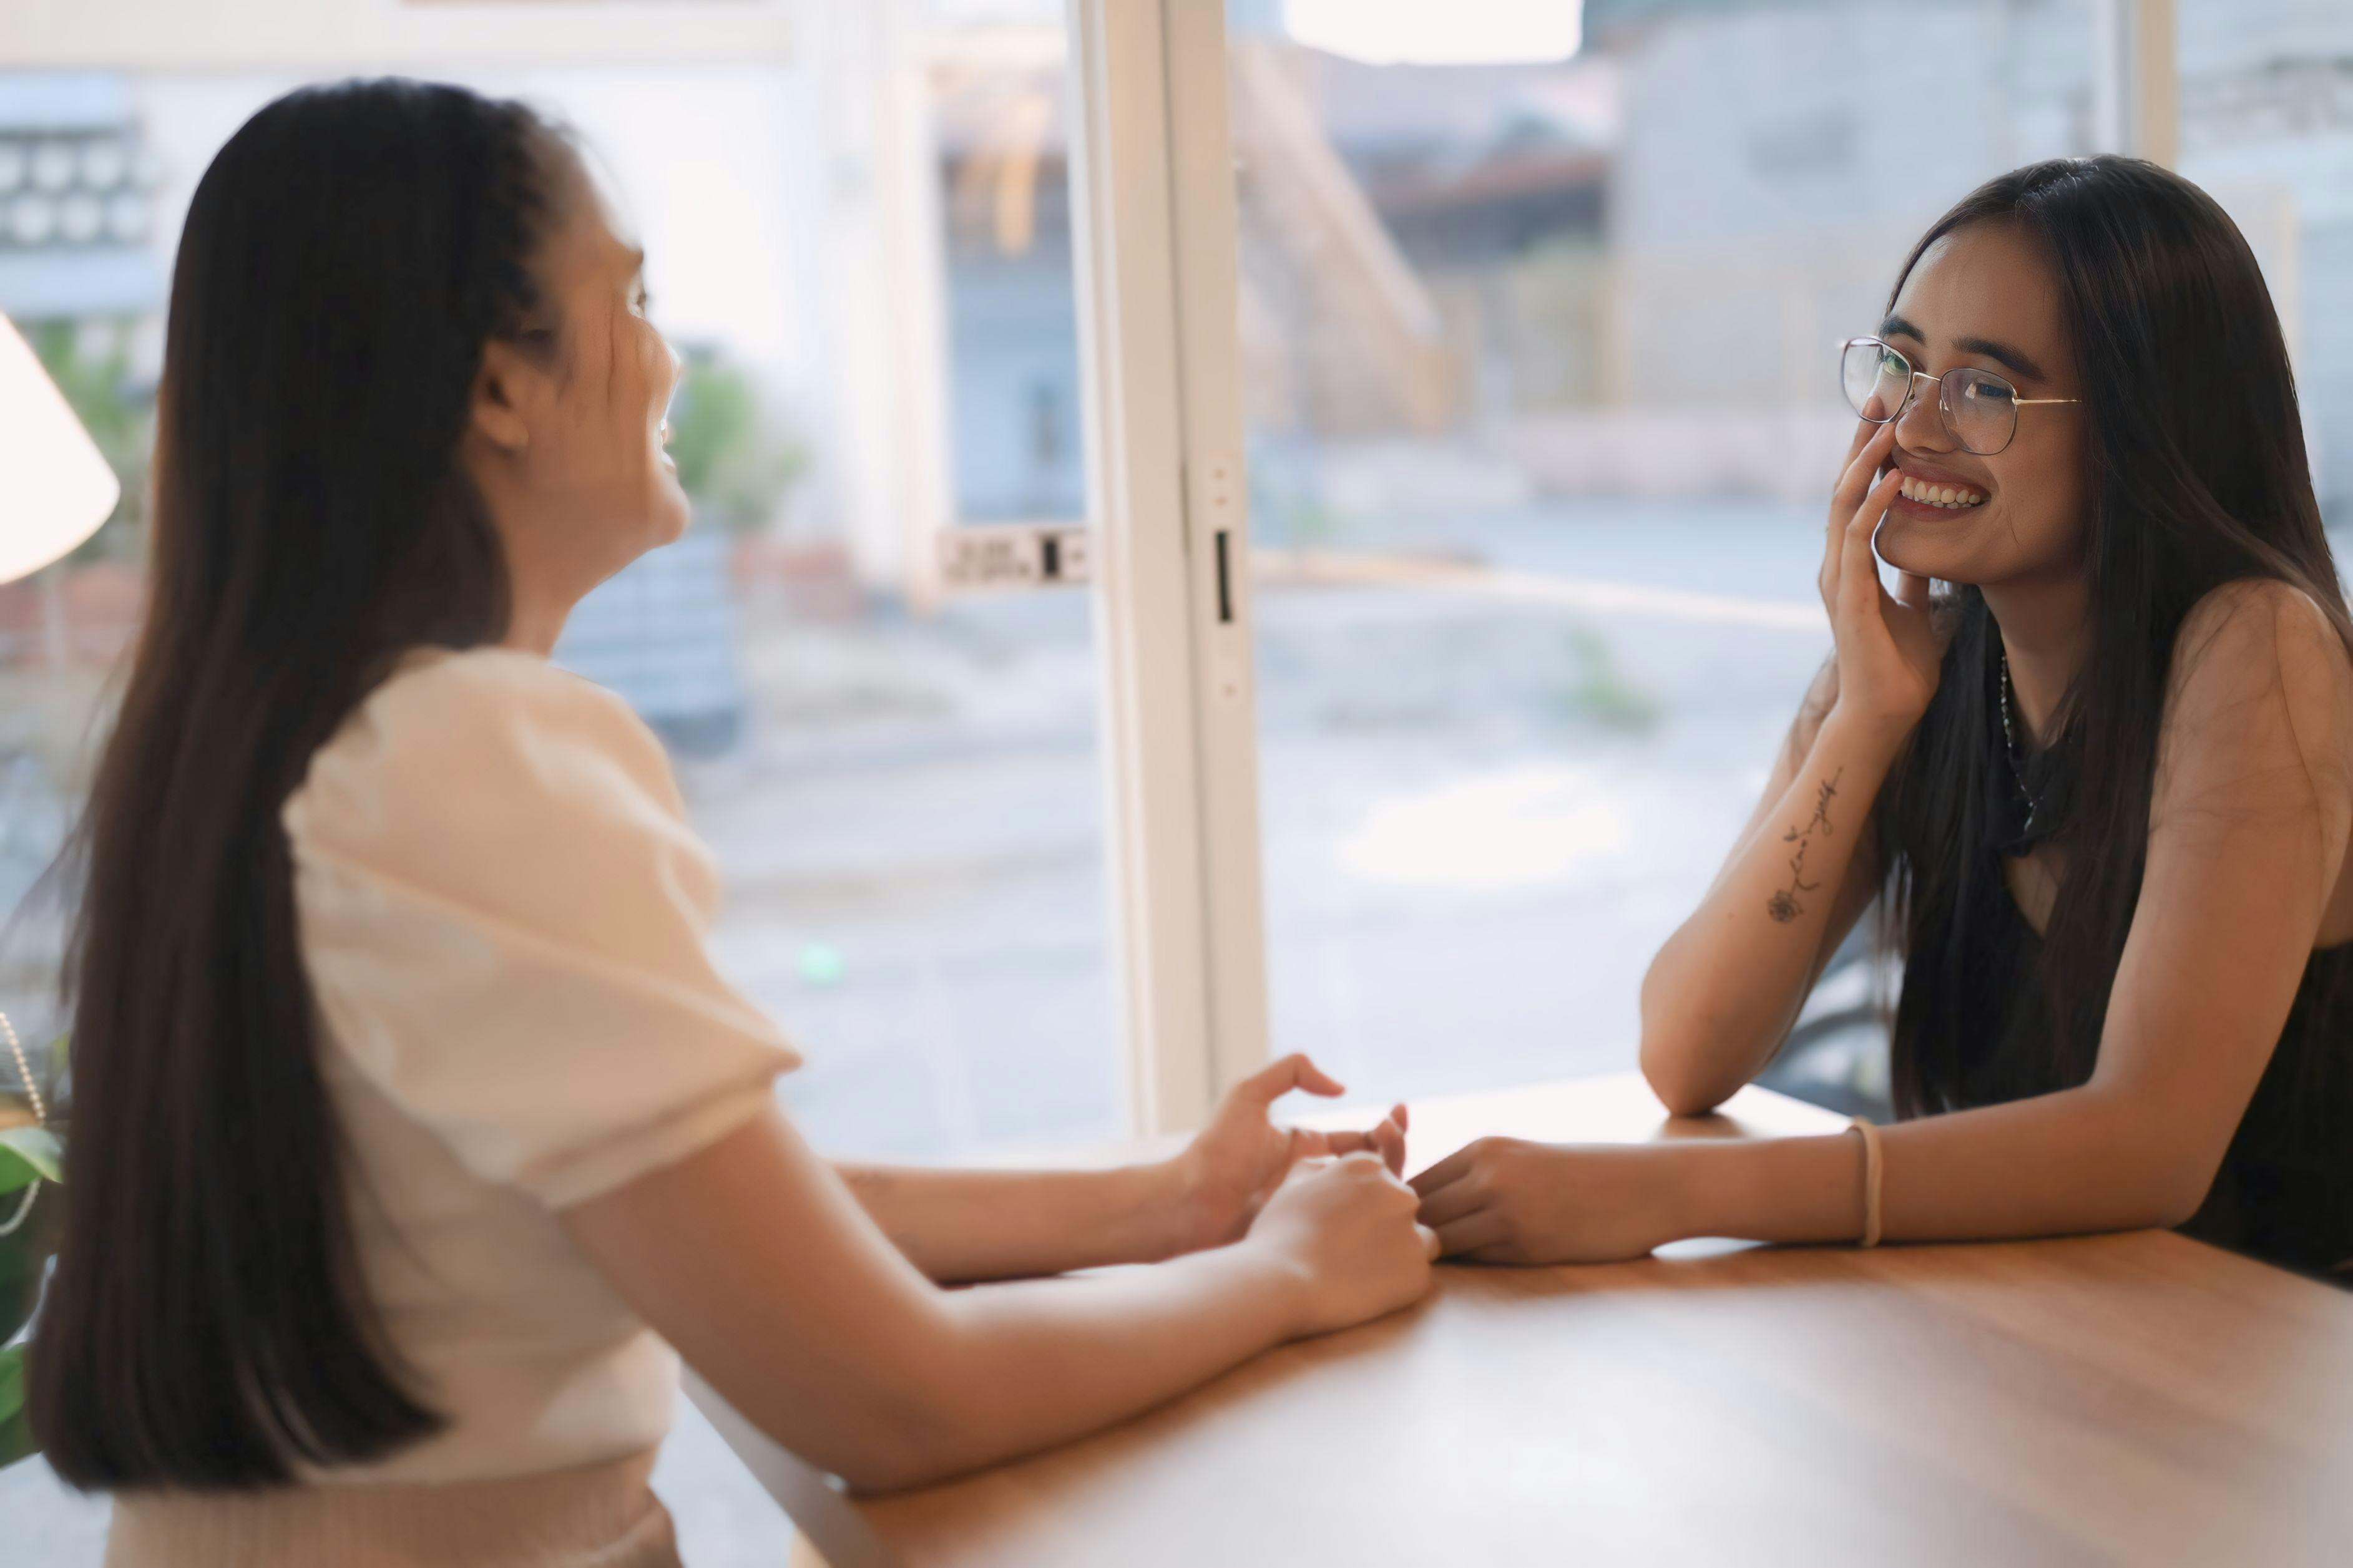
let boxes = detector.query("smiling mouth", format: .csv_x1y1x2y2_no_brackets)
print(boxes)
1894,471,1987,510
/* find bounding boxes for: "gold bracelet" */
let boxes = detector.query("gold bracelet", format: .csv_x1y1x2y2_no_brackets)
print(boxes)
1847,1116,1884,1249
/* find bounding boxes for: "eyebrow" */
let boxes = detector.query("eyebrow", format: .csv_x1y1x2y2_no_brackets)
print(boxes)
1879,314,2048,384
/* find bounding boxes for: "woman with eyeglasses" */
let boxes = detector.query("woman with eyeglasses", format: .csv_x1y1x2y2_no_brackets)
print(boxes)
1413,156,2353,1280
29,80,1436,1564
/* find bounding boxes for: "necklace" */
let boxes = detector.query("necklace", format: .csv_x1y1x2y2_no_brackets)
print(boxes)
1997,650,2045,834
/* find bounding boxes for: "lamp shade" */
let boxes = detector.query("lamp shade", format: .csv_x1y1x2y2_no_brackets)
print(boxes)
0,312,120,585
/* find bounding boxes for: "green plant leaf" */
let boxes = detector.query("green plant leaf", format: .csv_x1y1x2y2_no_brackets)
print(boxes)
0,1411,30,1469
0,1129,61,1195
0,1176,61,1354
0,1235,38,1345
0,1273,37,1350
0,1344,32,1468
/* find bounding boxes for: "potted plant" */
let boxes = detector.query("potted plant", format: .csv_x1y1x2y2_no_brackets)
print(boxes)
1,1016,64,1466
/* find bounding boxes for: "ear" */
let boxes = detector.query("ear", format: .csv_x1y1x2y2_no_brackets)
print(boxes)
469,339,538,454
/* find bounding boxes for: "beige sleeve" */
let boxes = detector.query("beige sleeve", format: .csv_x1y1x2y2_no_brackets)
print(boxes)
284,648,800,1209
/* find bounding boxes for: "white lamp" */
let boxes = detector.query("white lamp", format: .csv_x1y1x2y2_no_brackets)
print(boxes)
0,310,120,585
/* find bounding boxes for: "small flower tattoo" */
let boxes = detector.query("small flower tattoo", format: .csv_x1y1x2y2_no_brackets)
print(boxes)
1765,769,1841,923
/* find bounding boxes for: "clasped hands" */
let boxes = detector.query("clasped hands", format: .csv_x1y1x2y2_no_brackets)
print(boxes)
1176,1054,1672,1269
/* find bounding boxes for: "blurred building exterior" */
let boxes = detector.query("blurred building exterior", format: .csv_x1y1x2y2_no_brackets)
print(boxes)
1585,0,2351,509
937,0,2352,519
0,73,165,319
2174,1,2353,515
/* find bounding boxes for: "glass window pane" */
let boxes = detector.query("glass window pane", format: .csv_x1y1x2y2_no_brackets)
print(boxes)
2,14,1118,1165
1,6,1109,1550
1227,1,2093,1111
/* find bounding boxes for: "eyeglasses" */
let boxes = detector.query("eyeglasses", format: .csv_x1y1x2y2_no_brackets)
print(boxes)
1838,336,2080,456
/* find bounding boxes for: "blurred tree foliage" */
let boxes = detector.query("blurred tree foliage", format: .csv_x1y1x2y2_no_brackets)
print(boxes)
666,347,808,534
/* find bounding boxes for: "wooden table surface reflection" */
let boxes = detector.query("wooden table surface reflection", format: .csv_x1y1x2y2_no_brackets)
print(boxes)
694,1073,2353,1567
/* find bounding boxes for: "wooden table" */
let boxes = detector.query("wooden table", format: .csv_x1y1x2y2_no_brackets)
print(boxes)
692,1073,2353,1567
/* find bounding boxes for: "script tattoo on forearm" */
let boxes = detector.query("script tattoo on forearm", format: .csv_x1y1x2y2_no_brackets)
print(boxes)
1766,769,1843,923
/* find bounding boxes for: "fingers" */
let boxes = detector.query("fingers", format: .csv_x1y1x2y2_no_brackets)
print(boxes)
1290,1054,1347,1098
1417,1222,1442,1263
1240,1052,1346,1106
1434,1209,1512,1259
1836,396,1886,472
1310,1107,1402,1161
1839,419,1872,472
1895,570,1934,611
1831,417,1899,527
1414,1174,1486,1229
1835,390,1892,475
1334,1149,1415,1201
1824,422,1897,611
1239,1053,1309,1104
1408,1141,1479,1199
1278,1153,1338,1189
1836,468,1905,630
1307,1126,1362,1161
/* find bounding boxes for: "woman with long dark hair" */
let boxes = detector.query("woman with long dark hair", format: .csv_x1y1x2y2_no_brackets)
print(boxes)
1413,157,2353,1278
29,79,1436,1562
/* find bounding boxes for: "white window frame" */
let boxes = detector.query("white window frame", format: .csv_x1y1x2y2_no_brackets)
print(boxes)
2095,0,2179,165
1065,0,1268,1136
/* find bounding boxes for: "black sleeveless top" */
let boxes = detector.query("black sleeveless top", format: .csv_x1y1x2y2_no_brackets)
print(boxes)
1925,647,2353,1277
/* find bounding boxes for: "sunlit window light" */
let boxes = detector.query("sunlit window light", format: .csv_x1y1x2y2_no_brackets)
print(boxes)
1284,0,1583,66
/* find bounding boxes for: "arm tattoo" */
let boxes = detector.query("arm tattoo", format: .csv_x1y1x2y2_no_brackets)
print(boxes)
1766,769,1843,923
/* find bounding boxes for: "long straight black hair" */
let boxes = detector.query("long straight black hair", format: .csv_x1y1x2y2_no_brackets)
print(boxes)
31,79,566,1486
1877,157,2352,1116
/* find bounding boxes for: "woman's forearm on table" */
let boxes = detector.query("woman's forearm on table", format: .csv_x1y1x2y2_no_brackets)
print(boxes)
869,1244,1305,1491
838,1160,1189,1282
1660,1087,2211,1247
1638,712,1902,1114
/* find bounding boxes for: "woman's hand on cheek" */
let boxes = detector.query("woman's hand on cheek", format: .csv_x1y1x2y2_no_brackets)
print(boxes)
1821,417,1941,746
1165,1053,1408,1255
1409,1139,1680,1266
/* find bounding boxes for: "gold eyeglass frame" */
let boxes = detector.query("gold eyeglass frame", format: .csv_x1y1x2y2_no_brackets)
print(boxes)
1839,336,2081,455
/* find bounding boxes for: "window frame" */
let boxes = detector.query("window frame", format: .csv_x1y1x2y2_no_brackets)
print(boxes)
1065,0,2178,1134
1065,0,1269,1135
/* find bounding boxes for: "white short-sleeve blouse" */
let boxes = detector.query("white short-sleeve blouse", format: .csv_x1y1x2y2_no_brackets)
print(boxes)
281,646,799,1483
